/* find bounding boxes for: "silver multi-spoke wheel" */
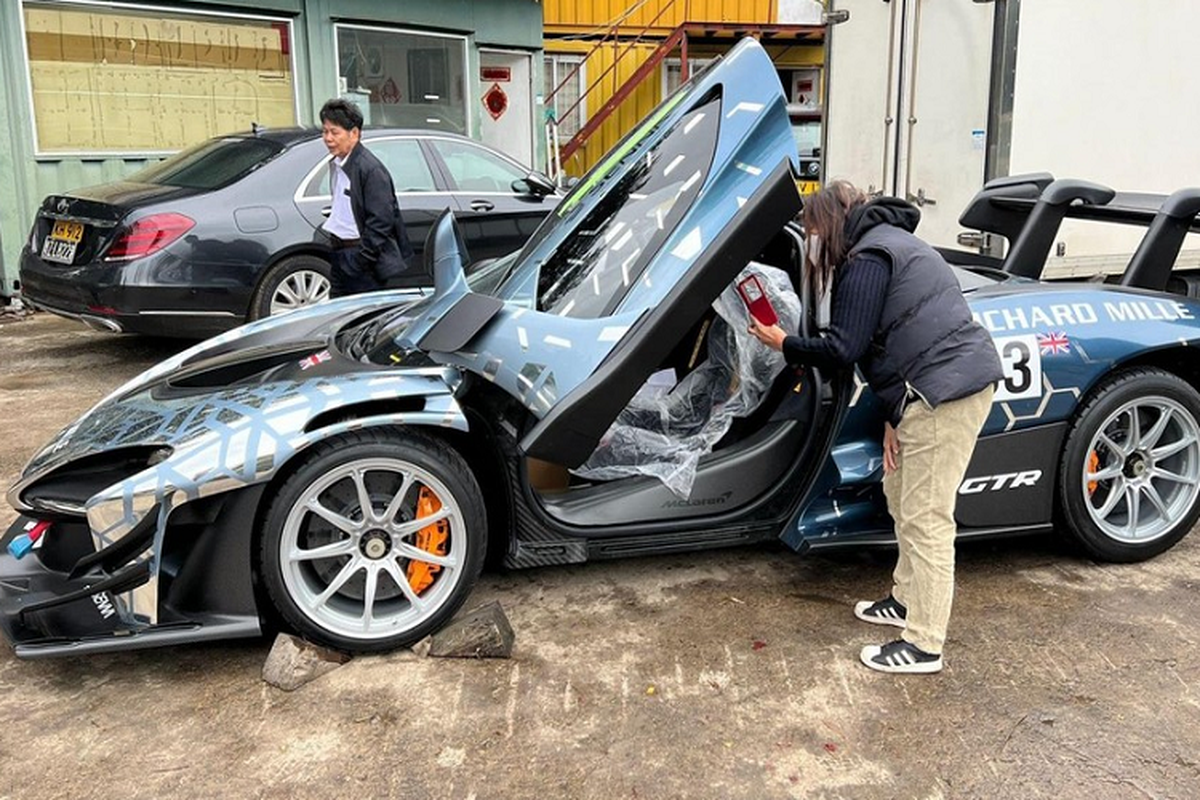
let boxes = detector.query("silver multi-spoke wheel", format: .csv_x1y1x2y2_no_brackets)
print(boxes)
262,431,485,652
1062,369,1200,562
269,269,329,315
281,458,464,640
1082,397,1200,543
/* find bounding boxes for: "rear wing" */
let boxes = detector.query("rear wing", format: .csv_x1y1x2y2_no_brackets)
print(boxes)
957,172,1200,290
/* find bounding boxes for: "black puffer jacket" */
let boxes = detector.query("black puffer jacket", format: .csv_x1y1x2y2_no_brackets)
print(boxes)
848,198,1002,424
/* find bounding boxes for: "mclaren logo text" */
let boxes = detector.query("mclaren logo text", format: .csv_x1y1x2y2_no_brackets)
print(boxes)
958,470,1042,495
662,491,733,509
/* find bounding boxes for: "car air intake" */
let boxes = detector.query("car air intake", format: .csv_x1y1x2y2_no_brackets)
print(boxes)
104,213,195,261
20,447,172,512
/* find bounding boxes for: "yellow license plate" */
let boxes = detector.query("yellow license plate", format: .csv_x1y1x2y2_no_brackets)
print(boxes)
797,180,821,196
50,219,84,244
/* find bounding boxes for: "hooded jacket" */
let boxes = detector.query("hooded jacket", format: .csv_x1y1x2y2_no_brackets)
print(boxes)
846,198,1002,424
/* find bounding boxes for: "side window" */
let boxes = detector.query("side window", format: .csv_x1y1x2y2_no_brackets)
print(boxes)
431,140,526,193
301,160,331,198
299,139,436,198
369,139,437,192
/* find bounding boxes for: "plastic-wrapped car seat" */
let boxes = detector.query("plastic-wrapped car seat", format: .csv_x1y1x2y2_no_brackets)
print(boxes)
572,262,802,497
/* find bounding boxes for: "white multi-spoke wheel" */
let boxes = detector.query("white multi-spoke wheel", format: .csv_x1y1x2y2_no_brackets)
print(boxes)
1060,368,1200,562
261,430,486,652
249,255,331,321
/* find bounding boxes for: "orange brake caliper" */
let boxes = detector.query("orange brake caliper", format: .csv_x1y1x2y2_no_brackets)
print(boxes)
406,487,449,594
1087,451,1100,495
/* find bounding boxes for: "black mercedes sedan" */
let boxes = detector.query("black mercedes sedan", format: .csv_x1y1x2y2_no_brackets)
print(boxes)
18,128,559,338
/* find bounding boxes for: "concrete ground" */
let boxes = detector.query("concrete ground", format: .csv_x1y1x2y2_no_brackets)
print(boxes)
2,313,1198,800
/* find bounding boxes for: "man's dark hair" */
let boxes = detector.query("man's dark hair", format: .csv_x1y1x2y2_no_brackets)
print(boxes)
319,98,364,131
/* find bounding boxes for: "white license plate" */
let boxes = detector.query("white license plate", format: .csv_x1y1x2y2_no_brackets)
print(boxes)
42,238,78,264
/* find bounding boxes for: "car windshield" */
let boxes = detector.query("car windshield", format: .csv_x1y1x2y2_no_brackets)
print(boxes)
953,264,1009,291
498,93,720,318
129,137,284,190
791,119,821,157
497,74,717,316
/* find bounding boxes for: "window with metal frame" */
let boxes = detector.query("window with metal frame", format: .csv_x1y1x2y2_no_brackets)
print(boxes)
335,25,468,135
21,1,297,155
662,57,716,97
543,54,587,138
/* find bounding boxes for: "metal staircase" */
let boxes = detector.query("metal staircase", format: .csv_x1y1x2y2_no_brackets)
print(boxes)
543,1,824,180
544,0,690,177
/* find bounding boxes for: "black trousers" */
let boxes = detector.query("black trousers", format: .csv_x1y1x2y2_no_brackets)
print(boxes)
329,246,384,298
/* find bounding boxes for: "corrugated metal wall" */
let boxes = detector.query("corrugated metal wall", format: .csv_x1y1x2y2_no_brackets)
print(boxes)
544,0,776,31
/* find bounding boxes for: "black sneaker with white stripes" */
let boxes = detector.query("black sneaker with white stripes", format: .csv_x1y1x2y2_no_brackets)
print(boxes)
854,595,907,628
860,639,943,674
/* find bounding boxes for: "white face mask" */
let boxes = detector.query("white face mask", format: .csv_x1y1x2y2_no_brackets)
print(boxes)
806,235,822,269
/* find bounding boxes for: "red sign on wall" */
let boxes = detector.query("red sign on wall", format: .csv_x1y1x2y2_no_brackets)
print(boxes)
483,84,508,120
480,67,512,82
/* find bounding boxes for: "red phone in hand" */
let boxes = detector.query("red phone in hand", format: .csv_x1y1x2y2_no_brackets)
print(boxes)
736,275,779,327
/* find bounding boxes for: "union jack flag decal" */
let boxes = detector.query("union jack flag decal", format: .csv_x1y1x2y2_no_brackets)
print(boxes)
1037,331,1070,355
298,350,332,370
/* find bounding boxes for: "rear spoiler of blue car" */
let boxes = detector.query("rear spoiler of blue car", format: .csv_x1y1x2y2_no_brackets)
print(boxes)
957,172,1200,291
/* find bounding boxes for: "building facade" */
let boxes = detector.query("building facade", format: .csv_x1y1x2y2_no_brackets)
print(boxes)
0,0,544,297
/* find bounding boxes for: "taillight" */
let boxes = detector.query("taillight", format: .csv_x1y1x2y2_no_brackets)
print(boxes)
105,213,195,261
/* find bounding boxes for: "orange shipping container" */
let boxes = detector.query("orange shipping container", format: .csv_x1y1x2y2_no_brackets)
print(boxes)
544,0,776,31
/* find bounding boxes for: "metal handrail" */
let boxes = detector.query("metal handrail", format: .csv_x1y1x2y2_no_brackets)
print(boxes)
558,26,688,163
551,0,684,124
543,2,645,108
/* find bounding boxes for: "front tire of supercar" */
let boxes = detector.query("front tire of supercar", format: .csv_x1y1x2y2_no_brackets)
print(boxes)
260,429,487,653
1059,367,1200,562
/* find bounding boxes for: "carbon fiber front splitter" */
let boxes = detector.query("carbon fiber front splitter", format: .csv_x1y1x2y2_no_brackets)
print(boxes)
1,516,260,659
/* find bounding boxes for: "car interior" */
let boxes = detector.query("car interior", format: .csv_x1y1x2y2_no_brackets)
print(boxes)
524,223,824,526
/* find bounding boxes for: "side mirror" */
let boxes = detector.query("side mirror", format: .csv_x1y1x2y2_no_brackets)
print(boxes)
512,171,557,198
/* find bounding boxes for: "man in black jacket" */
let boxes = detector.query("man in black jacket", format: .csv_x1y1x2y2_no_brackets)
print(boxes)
319,98,417,297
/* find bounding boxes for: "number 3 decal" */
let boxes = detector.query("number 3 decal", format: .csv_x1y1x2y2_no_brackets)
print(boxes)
992,334,1042,402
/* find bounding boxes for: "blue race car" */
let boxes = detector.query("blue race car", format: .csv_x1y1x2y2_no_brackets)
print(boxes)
5,38,1200,657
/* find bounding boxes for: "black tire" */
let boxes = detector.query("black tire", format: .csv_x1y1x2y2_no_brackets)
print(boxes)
249,255,331,321
1059,367,1200,562
260,428,487,653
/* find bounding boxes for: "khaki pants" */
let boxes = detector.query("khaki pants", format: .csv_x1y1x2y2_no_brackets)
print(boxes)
882,385,994,654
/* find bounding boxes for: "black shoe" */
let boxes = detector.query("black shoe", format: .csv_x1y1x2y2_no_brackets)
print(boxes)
860,639,942,674
854,595,907,628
